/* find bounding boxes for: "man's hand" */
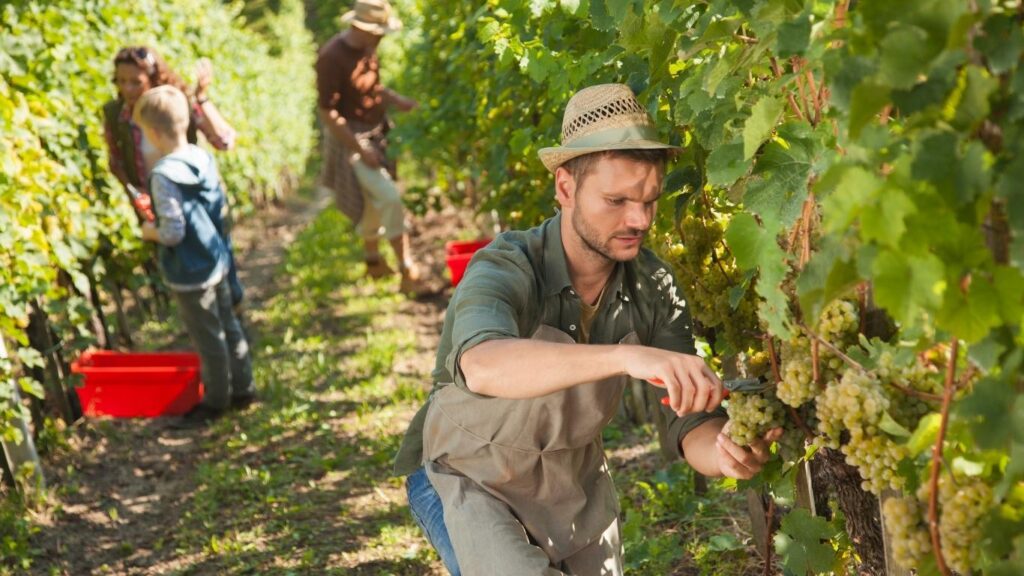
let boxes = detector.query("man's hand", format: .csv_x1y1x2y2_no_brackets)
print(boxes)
140,221,159,243
384,88,418,112
358,145,383,169
393,94,418,112
715,422,783,480
619,345,724,416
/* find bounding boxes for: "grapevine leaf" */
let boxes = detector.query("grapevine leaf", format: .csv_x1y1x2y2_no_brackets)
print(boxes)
956,374,1019,450
994,267,1024,324
588,0,614,30
705,142,751,186
744,123,819,227
848,82,891,139
776,12,811,57
821,166,880,234
911,131,988,206
860,186,915,248
773,509,838,574
742,96,784,160
975,14,1024,75
878,24,938,90
17,377,45,399
559,0,582,15
879,411,912,438
906,413,941,457
967,334,1008,372
994,442,1024,501
796,236,859,321
871,249,945,325
983,502,1024,572
726,213,790,335
936,275,1001,343
827,55,875,112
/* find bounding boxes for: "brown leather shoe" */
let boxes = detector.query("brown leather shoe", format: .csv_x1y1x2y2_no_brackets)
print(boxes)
365,258,395,280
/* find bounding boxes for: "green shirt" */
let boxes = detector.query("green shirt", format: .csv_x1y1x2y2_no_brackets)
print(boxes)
393,213,725,475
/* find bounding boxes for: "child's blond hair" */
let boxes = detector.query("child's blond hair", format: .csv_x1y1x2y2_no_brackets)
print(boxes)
132,84,190,139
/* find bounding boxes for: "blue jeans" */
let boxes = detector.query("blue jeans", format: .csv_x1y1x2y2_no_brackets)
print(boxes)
407,466,461,575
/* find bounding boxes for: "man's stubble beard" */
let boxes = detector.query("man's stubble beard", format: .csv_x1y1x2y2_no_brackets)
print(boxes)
570,205,643,264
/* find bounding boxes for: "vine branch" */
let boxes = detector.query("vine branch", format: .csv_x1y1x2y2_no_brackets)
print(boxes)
928,337,959,576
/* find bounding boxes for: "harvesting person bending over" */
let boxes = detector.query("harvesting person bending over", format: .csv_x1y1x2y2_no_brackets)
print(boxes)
394,83,783,575
134,85,255,428
315,0,428,294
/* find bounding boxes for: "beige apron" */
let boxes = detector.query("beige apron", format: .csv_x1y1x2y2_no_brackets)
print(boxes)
423,323,638,575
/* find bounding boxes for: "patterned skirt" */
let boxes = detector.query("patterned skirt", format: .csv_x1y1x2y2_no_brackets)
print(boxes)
319,119,395,226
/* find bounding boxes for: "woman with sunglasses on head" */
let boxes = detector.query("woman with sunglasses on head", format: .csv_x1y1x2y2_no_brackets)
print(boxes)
103,46,236,201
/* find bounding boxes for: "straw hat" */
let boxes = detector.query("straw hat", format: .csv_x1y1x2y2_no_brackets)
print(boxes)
341,0,402,36
538,83,680,172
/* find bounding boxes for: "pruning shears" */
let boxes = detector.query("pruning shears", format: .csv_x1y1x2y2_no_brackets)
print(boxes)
650,377,770,406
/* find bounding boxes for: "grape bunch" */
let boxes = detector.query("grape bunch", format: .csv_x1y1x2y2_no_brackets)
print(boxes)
841,434,907,493
814,368,890,448
881,495,932,569
928,475,993,573
816,299,858,342
778,335,815,407
777,300,859,408
667,213,760,353
726,391,785,446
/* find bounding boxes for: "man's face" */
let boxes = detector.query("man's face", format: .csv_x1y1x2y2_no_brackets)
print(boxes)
557,155,663,263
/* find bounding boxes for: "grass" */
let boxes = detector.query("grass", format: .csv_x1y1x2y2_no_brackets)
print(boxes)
153,208,437,575
606,421,764,576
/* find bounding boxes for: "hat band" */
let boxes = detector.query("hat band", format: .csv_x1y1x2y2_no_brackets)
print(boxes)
562,123,660,149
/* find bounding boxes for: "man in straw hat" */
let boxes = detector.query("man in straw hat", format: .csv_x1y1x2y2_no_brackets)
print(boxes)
394,84,783,574
316,0,427,293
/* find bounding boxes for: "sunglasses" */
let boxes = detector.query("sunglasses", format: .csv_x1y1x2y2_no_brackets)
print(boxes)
115,47,157,74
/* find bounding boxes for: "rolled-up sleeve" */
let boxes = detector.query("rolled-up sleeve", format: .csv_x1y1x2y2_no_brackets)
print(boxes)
647,263,727,458
444,247,534,391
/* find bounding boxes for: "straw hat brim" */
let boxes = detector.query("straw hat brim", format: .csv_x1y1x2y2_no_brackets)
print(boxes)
537,140,681,173
341,11,403,35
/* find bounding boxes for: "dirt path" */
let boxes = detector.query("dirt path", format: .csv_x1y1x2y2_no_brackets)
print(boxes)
30,191,473,575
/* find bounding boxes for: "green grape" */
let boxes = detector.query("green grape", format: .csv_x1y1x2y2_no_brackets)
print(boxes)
816,299,858,342
877,350,942,430
933,476,993,574
726,392,785,447
882,496,932,570
841,434,906,494
815,368,890,448
778,335,815,407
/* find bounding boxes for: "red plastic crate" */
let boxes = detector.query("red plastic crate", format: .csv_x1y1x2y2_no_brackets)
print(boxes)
445,238,492,287
71,351,204,417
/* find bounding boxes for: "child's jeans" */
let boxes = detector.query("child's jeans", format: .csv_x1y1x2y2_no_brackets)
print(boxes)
173,276,254,410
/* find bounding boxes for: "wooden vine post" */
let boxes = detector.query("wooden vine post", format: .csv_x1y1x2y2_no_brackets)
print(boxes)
0,337,45,494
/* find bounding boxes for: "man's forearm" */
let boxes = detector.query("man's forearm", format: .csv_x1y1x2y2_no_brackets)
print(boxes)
461,339,630,398
318,108,361,153
680,418,727,477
